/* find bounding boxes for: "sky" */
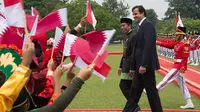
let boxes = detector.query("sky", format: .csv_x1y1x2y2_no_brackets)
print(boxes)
124,0,169,20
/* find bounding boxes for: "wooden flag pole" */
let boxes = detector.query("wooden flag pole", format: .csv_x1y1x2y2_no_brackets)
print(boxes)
91,54,100,65
61,55,65,63
50,47,55,59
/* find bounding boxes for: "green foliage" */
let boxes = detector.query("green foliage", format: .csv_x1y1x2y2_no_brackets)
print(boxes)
156,18,200,34
103,0,130,18
165,0,200,19
146,9,158,25
23,0,68,17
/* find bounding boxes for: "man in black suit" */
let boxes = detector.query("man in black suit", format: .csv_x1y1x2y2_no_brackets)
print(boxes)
123,5,163,112
118,18,140,111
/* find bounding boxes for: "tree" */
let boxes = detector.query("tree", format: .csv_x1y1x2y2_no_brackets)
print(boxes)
146,9,158,25
23,0,68,17
164,0,200,19
156,18,200,34
23,0,123,40
65,0,122,41
102,0,130,18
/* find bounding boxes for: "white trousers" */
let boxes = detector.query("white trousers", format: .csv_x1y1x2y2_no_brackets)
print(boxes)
157,68,191,100
194,50,199,63
189,51,194,62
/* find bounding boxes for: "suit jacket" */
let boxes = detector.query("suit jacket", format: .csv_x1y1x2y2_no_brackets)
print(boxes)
119,30,135,73
130,19,160,71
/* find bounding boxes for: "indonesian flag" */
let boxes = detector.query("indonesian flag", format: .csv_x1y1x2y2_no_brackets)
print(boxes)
176,12,184,27
72,56,111,81
86,1,97,29
63,33,108,68
36,8,67,35
176,12,184,32
82,30,116,55
3,0,25,28
0,21,24,48
54,27,64,48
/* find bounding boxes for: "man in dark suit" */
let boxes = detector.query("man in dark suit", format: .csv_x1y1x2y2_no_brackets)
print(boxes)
123,6,163,112
118,18,140,111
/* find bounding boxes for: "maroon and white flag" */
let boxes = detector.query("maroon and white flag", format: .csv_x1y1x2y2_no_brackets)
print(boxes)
3,0,25,28
36,8,67,35
72,56,111,81
31,7,40,18
63,33,108,68
54,27,64,48
82,30,116,55
0,21,24,48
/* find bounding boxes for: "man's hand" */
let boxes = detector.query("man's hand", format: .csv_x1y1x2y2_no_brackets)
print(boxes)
47,59,55,71
77,63,95,81
54,63,69,78
79,16,88,27
21,38,35,67
64,24,71,34
117,68,121,76
139,66,146,74
66,66,76,80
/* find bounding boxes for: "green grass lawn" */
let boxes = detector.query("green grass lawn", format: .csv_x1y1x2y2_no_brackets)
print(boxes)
62,44,200,109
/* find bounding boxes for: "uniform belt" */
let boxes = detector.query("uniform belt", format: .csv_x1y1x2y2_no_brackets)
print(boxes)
174,59,182,62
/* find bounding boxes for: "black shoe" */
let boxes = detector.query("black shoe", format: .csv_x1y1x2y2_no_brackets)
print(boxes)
133,106,141,112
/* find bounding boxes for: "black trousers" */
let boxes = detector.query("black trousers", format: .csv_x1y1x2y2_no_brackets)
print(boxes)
123,70,163,112
119,79,132,100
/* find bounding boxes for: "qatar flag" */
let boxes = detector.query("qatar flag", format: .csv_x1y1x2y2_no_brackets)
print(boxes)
3,0,25,28
82,30,115,55
53,27,64,48
36,8,67,35
0,21,23,48
63,33,108,68
72,56,111,81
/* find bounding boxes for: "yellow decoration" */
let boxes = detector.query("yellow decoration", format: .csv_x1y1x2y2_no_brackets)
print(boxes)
0,53,17,72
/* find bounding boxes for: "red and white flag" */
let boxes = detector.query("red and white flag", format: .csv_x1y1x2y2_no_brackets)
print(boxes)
0,3,6,23
82,30,116,55
26,14,36,31
54,27,64,48
22,15,39,49
3,0,25,28
176,12,184,27
72,56,111,81
176,12,184,33
0,21,24,48
63,33,108,68
36,8,67,35
30,15,39,36
31,7,40,17
86,1,97,29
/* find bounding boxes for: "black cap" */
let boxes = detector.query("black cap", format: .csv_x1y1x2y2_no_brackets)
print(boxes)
120,18,132,25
